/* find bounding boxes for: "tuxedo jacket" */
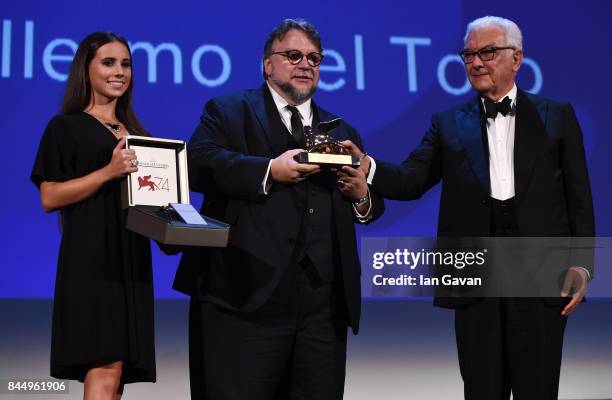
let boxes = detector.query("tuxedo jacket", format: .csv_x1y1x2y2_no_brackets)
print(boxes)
174,84,384,332
373,89,595,308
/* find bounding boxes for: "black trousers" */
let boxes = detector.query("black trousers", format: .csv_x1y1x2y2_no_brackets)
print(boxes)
188,260,348,400
455,298,567,400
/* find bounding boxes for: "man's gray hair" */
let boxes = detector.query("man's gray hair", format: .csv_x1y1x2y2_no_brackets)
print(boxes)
464,16,523,50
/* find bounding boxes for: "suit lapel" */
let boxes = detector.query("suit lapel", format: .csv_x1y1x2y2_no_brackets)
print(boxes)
245,84,288,157
455,96,490,193
514,89,546,199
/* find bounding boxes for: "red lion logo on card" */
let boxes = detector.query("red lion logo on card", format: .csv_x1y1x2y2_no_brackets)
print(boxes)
137,175,156,191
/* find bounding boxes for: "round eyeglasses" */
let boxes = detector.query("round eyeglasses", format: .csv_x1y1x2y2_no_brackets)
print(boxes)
271,50,324,67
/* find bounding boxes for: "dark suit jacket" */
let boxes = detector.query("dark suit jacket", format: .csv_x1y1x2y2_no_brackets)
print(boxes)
372,89,595,307
174,84,384,332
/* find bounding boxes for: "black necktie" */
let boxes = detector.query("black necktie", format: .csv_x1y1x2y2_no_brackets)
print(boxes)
483,96,513,119
286,105,304,148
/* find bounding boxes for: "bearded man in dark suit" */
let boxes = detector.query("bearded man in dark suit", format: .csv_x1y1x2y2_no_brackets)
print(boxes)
174,18,384,400
343,16,594,400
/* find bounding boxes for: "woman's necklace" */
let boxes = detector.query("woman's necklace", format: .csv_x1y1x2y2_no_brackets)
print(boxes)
104,122,121,133
86,111,122,135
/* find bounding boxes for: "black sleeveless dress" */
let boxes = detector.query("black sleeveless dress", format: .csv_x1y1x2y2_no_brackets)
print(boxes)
31,112,155,383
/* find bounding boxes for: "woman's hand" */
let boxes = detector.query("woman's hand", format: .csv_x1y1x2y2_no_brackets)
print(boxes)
102,136,138,180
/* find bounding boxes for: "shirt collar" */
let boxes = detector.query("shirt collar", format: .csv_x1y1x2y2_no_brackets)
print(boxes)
266,82,312,121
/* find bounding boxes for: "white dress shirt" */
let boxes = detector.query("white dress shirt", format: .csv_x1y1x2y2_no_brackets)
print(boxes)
484,84,517,201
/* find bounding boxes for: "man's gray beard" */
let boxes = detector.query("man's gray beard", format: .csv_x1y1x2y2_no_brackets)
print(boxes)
274,79,317,104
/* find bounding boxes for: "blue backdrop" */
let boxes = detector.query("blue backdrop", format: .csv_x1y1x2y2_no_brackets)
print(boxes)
2,0,610,298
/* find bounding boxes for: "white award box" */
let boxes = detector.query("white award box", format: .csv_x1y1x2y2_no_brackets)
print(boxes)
121,135,229,247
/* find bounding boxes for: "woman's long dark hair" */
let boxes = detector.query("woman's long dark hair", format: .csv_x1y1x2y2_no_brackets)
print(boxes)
61,31,148,136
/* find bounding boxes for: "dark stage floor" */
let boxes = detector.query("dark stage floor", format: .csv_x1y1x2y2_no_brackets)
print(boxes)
1,299,610,399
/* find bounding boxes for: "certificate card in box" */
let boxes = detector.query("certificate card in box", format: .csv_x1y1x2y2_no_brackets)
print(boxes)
121,135,229,247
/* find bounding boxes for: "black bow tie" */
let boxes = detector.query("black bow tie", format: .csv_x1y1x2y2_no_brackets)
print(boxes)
483,96,513,119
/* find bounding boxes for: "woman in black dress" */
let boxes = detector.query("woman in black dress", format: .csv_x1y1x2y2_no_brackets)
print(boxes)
31,32,155,399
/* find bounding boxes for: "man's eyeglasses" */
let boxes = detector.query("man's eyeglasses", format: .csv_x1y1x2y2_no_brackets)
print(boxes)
271,50,324,67
459,46,516,64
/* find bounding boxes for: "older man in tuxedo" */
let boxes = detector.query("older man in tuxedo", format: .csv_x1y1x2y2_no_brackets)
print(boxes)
174,18,384,400
344,16,594,400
